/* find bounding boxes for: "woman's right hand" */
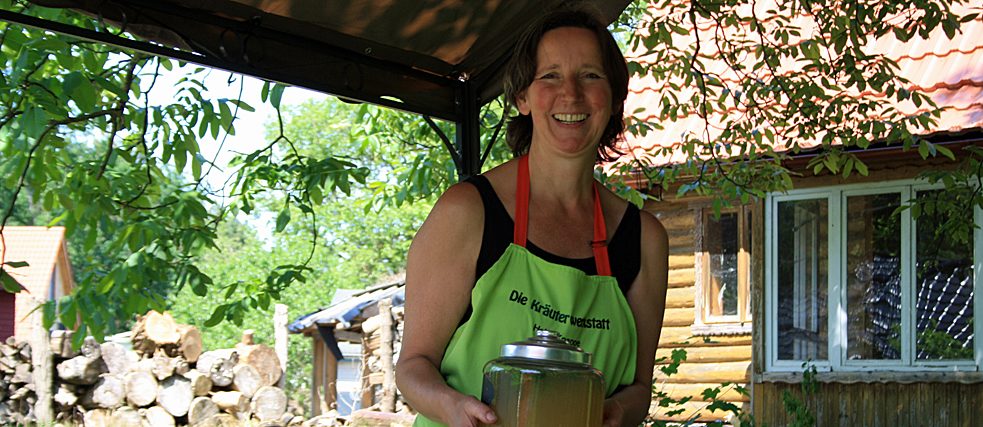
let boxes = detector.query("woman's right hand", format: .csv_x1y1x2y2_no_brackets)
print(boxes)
445,394,497,427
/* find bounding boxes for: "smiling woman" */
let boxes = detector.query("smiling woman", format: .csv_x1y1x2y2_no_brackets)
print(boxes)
395,3,669,427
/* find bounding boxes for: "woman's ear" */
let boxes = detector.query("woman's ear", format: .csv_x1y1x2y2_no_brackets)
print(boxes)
515,91,530,116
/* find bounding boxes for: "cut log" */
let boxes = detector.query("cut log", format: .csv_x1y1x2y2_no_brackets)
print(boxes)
187,396,220,426
184,370,213,396
176,324,203,363
142,405,175,427
197,413,240,427
124,370,158,407
196,349,237,387
251,386,287,421
131,311,181,357
86,375,125,409
53,383,78,406
240,330,255,346
157,375,192,417
83,408,113,427
80,336,101,359
237,344,282,387
56,354,107,385
232,364,262,398
212,390,248,414
49,330,78,359
113,406,142,425
99,342,136,376
152,349,176,380
12,362,31,383
173,356,190,376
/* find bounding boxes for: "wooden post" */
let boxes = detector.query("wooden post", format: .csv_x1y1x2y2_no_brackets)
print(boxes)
378,299,396,412
30,297,53,424
274,304,288,389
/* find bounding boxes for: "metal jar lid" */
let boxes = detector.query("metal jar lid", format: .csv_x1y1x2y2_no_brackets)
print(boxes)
500,330,592,365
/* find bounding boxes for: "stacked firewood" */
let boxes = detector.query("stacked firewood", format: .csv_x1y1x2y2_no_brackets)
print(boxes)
0,336,36,425
358,300,412,418
45,310,302,426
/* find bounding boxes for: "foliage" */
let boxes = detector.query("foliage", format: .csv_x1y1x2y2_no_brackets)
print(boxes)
615,0,979,209
917,320,974,359
647,347,752,426
780,362,819,427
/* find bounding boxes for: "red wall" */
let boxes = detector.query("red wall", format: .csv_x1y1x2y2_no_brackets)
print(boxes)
0,292,15,341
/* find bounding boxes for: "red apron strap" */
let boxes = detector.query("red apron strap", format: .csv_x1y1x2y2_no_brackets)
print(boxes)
514,154,612,276
514,155,530,247
591,184,612,277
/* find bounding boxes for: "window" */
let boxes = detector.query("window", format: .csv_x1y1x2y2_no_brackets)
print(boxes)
766,181,981,372
694,206,752,335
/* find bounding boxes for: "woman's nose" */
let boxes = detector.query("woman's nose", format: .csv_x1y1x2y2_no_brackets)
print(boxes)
559,77,582,99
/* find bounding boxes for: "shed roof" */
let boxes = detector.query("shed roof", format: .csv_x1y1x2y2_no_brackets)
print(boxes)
288,272,405,334
0,226,74,297
619,4,983,167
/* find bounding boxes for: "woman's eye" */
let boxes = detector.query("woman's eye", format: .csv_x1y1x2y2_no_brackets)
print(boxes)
584,72,604,79
538,72,559,80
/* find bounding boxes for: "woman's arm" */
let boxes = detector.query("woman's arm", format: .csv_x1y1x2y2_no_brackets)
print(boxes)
603,210,669,427
395,182,497,427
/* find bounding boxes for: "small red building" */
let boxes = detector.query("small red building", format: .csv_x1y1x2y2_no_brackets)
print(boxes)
0,226,75,342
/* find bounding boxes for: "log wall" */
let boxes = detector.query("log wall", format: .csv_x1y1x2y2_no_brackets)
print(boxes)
643,201,752,423
752,381,983,427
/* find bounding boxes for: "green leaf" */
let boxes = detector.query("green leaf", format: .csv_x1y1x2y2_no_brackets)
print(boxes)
1,269,25,293
270,84,285,109
275,207,291,233
3,261,29,268
204,304,228,327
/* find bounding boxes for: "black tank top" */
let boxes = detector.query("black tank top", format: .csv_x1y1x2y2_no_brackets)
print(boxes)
467,175,641,296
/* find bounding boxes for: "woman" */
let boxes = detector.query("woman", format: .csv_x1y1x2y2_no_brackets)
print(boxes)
396,5,668,427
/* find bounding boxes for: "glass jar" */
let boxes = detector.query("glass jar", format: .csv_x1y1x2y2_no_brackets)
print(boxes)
480,330,604,426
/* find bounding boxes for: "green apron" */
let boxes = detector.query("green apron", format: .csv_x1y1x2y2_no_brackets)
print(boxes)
414,156,637,426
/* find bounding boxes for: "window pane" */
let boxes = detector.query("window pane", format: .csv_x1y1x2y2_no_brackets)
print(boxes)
777,199,829,361
915,190,975,360
706,212,739,316
846,193,902,360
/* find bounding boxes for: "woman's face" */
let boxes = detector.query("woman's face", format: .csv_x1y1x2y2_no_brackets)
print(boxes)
516,26,613,157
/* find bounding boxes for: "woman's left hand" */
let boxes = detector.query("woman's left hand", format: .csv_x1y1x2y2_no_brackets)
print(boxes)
602,398,626,427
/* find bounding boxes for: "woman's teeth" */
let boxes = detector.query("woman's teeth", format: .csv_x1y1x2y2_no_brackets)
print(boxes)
553,113,587,123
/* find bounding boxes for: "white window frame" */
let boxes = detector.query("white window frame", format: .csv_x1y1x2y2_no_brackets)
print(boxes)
765,179,983,373
692,205,753,336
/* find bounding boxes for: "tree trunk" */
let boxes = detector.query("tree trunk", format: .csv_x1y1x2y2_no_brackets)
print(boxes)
378,299,396,412
251,386,287,422
211,390,248,414
142,405,175,427
237,344,281,387
184,370,213,396
232,364,263,399
124,370,158,407
274,304,289,389
131,311,181,357
86,375,125,409
156,375,192,417
56,354,107,385
187,396,220,426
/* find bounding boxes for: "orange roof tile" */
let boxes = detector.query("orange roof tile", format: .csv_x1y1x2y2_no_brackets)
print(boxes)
0,226,73,297
616,3,983,168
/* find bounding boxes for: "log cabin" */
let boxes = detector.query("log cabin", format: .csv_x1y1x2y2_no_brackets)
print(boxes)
620,2,983,425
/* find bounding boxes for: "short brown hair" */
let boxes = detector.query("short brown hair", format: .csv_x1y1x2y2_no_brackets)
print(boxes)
503,4,629,162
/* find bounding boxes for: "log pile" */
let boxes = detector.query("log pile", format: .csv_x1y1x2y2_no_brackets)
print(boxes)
8,310,304,426
0,336,37,425
358,301,412,417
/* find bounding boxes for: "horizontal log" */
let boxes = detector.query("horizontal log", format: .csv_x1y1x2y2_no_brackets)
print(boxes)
656,345,751,364
652,382,750,403
654,361,750,384
667,268,694,289
661,307,695,328
665,287,694,309
668,254,695,270
648,400,747,423
659,327,752,347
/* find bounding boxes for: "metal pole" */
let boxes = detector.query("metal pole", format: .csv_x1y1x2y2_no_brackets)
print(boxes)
454,79,482,180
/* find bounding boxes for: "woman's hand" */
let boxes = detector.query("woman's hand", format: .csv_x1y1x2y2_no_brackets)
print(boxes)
446,394,498,427
602,398,626,427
